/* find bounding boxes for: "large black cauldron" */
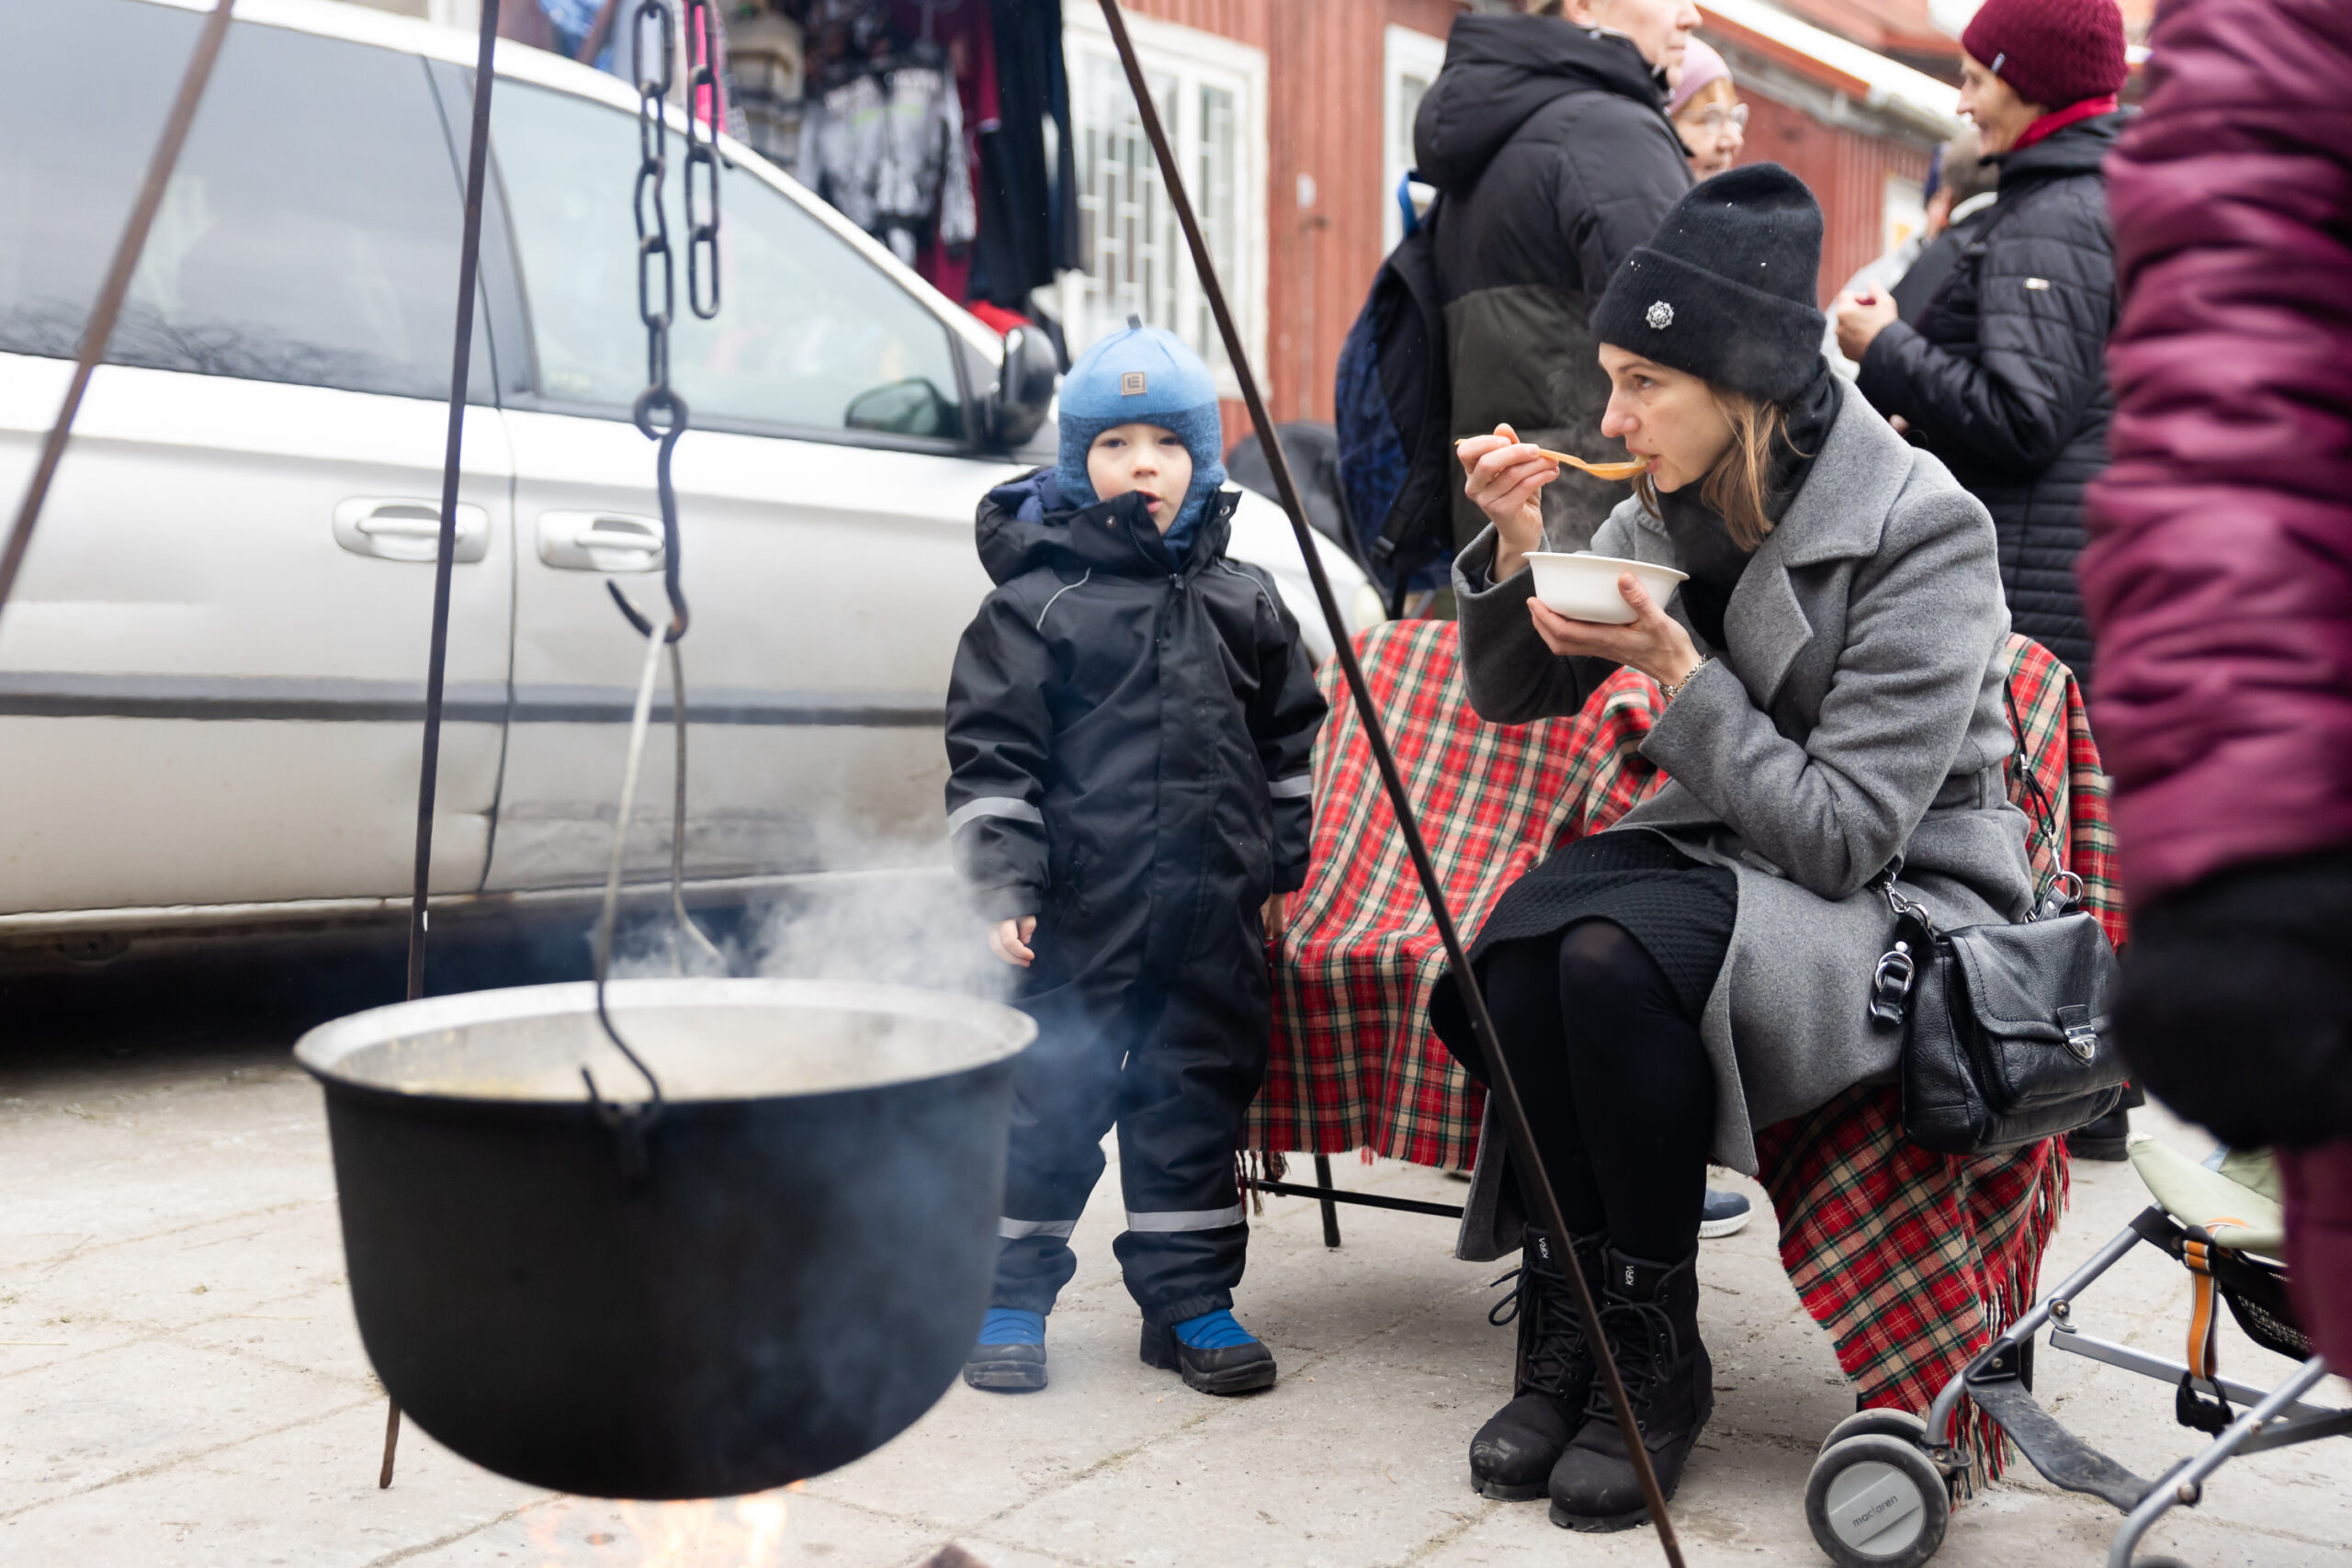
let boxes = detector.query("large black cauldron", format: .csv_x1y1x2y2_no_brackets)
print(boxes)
296,978,1032,1500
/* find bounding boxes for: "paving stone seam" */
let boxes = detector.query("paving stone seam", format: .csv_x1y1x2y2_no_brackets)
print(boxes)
811,1397,1227,1545
0,1197,325,1275
0,1392,380,1523
905,1529,1103,1568
1386,1504,1488,1566
0,1283,365,1388
352,1497,554,1568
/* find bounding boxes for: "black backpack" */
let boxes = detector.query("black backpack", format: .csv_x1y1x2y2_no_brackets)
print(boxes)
1333,181,1453,610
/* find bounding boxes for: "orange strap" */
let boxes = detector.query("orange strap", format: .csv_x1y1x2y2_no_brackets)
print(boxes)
2184,1238,2221,1381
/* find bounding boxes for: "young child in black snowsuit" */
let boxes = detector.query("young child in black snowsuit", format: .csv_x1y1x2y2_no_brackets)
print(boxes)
944,322,1326,1395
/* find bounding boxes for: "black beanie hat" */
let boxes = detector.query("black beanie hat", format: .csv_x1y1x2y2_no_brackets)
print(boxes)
1589,164,1826,404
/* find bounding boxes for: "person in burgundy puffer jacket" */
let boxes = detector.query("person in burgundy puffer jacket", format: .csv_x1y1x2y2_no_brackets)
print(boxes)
2080,0,2352,1369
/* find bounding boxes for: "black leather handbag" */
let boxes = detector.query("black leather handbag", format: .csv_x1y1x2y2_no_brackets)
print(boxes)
1865,687,2128,1156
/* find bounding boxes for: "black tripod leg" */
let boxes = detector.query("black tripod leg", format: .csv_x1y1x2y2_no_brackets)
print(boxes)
1313,1154,1342,1248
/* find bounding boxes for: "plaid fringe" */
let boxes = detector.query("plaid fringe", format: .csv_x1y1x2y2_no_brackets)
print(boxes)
1238,1148,1288,1216
1250,626,2125,1473
1753,1085,2071,1486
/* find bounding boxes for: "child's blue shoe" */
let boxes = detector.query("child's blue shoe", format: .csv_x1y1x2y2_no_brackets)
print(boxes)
1140,1308,1277,1394
965,1308,1048,1393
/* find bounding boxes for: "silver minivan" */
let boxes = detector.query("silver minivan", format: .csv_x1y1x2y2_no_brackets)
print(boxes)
0,0,1372,950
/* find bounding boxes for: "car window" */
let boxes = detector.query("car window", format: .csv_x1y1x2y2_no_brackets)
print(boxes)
493,80,966,441
0,1,481,401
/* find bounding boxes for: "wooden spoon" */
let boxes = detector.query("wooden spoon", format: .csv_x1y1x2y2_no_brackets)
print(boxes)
1453,436,1650,482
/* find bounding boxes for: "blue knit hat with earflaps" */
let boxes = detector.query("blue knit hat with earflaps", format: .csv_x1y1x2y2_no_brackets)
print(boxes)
1056,320,1227,558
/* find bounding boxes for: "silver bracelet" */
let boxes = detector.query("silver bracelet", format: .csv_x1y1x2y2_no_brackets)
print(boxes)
1659,654,1711,706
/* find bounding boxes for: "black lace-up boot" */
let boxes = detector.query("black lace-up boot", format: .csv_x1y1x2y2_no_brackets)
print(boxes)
1468,1226,1607,1501
1547,1247,1713,1530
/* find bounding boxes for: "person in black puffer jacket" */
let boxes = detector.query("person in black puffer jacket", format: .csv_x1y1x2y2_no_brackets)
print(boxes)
946,324,1326,1400
1415,0,1696,555
1836,0,2127,684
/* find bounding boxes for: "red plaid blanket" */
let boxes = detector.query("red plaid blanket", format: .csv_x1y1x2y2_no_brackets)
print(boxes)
1249,620,1659,1169
1250,624,2122,1466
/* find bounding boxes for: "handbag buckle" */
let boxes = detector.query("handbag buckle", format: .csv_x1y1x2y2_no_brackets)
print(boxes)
2060,1004,2098,1061
1869,940,1917,1028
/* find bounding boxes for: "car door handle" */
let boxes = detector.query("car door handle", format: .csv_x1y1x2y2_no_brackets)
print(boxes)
537,511,665,573
334,499,491,564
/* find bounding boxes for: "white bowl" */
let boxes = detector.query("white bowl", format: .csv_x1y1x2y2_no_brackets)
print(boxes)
1524,552,1689,626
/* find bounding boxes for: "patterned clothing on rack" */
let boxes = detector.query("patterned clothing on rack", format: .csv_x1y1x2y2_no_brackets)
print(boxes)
797,53,977,264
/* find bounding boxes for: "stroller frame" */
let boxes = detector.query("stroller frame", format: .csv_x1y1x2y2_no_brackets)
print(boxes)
1917,1204,2348,1567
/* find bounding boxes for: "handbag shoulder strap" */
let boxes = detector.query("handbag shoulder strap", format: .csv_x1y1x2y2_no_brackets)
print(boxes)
1881,669,2069,923
2004,674,2081,914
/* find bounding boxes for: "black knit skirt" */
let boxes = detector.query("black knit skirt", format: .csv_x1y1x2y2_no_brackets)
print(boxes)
1429,829,1737,1072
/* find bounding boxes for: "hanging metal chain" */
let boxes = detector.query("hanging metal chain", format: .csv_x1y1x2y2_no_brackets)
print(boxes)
618,0,721,643
586,0,730,1136
628,0,686,592
682,0,722,321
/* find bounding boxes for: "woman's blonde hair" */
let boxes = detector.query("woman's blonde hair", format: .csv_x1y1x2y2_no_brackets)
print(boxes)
1631,390,1807,553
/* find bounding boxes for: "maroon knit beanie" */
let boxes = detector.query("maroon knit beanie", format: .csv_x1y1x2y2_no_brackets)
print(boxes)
1962,0,2126,109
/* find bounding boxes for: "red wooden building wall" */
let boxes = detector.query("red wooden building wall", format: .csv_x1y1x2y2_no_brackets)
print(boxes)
1739,93,1931,304
1124,0,1457,438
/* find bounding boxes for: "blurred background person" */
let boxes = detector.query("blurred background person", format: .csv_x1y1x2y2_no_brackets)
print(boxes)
1890,126,1998,321
1833,0,2128,685
2082,0,2352,1366
1667,39,1745,178
1415,0,1700,557
1815,128,1984,373
1824,126,1999,377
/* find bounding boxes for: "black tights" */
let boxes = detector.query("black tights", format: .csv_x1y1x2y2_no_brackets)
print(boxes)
1480,920,1717,1262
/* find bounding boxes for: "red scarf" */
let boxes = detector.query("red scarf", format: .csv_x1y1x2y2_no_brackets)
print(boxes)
2011,95,2120,152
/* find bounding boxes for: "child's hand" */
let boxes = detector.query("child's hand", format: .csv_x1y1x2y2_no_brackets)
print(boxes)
990,915,1037,967
1261,892,1289,942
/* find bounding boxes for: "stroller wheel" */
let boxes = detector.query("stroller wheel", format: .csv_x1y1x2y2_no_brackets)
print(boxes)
1806,1433,1951,1567
1817,1406,1929,1456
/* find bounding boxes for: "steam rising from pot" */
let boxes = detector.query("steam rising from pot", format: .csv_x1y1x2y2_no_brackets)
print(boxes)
607,861,1012,1004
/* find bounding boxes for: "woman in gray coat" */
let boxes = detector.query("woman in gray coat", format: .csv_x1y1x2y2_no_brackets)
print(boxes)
1431,165,2029,1530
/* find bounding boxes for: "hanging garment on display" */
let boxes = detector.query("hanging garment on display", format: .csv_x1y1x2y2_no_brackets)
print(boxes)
903,1,995,294
876,49,977,264
798,44,977,266
891,0,994,296
799,67,886,232
968,0,1077,310
730,6,807,170
793,0,900,237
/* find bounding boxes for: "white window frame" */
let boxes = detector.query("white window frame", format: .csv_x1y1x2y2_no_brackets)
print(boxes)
1382,25,1448,256
1057,0,1267,399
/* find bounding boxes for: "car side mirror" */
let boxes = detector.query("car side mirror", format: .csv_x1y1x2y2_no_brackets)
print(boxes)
989,324,1058,449
845,378,954,436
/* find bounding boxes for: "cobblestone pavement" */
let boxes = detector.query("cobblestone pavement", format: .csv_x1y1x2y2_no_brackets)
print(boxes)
3,944,2346,1568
